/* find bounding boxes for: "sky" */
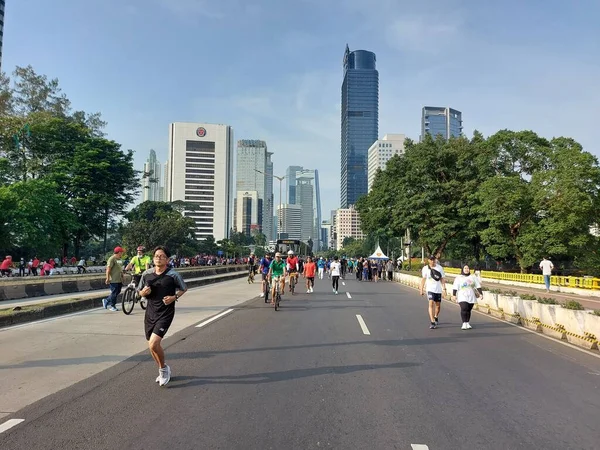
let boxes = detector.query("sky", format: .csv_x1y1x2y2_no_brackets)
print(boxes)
4,0,600,218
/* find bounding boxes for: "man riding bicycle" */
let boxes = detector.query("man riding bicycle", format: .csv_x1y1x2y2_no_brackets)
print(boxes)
259,253,272,298
268,252,287,305
286,250,299,294
125,246,151,287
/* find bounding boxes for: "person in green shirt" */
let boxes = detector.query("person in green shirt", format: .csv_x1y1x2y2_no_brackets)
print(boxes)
268,252,287,305
103,246,125,312
126,246,151,286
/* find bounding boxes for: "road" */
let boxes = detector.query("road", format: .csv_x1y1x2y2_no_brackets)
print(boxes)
0,277,599,449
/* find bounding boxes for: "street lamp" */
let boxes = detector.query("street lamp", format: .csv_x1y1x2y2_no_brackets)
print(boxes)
254,169,285,241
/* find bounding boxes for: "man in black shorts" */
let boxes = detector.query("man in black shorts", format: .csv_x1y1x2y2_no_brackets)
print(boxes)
138,246,187,386
419,255,447,329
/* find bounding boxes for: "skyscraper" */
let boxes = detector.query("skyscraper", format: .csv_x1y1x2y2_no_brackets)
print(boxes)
367,134,406,192
142,149,163,202
295,169,322,250
286,165,303,204
421,106,463,140
340,44,379,208
0,1,5,72
277,204,302,240
264,152,274,240
167,122,234,241
236,140,269,235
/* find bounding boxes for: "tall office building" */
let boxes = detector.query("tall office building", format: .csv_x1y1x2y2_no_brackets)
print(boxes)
0,1,4,72
295,169,322,250
321,221,332,250
233,190,260,236
236,140,270,235
286,165,303,204
367,134,406,192
142,149,163,202
335,205,365,250
265,153,274,240
166,122,234,241
277,204,302,240
421,106,463,140
340,44,379,208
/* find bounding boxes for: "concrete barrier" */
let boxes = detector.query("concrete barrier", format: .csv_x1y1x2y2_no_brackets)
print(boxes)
0,270,247,328
0,265,247,301
393,271,600,352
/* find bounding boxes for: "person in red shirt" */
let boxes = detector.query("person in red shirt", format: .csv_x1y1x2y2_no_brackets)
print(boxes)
1,255,13,277
285,250,299,294
303,256,317,293
32,257,40,276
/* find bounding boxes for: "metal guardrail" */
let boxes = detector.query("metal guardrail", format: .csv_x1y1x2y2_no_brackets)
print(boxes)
444,267,600,290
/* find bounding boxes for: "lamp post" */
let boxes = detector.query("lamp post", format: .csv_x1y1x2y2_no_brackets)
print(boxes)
254,169,285,241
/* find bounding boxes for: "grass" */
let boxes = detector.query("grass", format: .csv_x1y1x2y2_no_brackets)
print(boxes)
519,293,537,301
592,310,600,316
537,297,559,305
562,300,585,311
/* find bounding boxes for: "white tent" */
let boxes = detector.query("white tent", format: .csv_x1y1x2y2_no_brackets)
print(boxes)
368,245,389,260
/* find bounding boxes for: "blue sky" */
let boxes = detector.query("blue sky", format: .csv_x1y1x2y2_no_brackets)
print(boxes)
4,0,600,217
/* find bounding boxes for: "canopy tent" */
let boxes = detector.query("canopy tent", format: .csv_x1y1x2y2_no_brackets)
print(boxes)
368,245,389,260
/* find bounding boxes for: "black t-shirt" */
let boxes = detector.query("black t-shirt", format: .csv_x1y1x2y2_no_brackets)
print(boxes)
139,268,187,317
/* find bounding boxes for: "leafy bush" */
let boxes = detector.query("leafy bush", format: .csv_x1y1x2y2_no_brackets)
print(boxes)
592,310,600,316
562,300,584,310
505,290,518,296
489,289,502,294
538,297,559,305
520,293,537,300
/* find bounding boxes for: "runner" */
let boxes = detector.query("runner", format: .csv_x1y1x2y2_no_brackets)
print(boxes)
330,256,341,294
268,252,287,304
137,246,187,387
258,253,272,297
419,255,447,329
317,257,326,280
451,264,482,330
303,256,316,293
286,250,299,294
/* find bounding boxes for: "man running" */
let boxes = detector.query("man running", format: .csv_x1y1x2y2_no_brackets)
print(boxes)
286,250,299,294
419,255,447,329
330,256,341,294
268,252,287,304
303,256,316,293
138,246,187,387
259,253,272,298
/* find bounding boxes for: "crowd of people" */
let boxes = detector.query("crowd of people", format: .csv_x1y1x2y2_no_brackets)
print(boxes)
0,255,92,277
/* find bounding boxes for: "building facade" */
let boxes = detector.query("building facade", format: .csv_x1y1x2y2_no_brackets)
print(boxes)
421,106,463,140
340,44,379,208
233,190,260,236
335,205,365,250
264,153,274,240
276,204,302,240
166,122,234,241
367,134,406,192
295,169,322,250
236,140,270,235
0,1,4,72
142,149,163,202
321,221,332,250
286,165,303,204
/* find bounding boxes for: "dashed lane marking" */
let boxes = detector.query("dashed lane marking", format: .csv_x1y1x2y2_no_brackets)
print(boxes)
195,309,234,328
0,419,25,434
411,445,429,450
356,314,371,335
346,292,352,299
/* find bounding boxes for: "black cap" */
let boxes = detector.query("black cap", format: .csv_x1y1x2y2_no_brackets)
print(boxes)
428,255,436,260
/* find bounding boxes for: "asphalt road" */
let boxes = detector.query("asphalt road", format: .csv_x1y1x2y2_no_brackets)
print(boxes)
1,276,599,449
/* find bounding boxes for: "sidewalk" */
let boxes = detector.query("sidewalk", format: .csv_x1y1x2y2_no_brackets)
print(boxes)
0,277,263,420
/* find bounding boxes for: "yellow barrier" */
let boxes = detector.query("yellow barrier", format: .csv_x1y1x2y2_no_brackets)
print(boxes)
443,267,600,290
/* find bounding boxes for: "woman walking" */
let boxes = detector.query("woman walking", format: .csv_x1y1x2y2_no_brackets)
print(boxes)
451,265,482,330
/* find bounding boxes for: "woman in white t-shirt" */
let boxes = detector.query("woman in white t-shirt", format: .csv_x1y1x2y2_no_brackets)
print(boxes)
330,256,341,294
451,265,483,330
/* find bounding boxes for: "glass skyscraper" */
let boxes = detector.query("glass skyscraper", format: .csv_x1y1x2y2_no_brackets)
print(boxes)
0,0,5,72
340,44,379,208
421,106,463,140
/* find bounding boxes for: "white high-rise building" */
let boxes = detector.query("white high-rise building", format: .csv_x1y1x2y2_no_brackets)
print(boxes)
265,153,274,240
335,205,365,250
295,169,322,250
166,122,234,241
321,221,332,250
234,190,260,236
142,149,163,202
367,134,406,192
277,204,302,240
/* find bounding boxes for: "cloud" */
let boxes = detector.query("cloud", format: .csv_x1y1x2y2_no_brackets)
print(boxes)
385,15,462,53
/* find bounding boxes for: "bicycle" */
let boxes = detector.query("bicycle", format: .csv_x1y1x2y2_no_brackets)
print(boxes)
122,277,147,315
247,266,255,284
263,276,271,303
289,271,297,294
273,277,282,311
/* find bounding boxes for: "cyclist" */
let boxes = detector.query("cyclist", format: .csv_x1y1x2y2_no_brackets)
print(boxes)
248,253,257,276
259,253,272,298
286,250,299,294
268,252,287,305
126,246,151,287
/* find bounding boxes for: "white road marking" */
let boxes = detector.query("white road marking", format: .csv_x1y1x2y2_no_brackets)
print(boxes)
346,292,352,299
356,314,371,335
411,445,429,450
342,282,346,286
195,309,234,328
0,419,25,433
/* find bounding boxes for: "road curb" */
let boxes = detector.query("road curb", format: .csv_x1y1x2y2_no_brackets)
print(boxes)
0,271,247,329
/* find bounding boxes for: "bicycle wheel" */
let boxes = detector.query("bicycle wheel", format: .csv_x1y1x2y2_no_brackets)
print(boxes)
275,292,280,311
139,295,147,310
290,275,295,294
264,282,270,303
122,287,136,315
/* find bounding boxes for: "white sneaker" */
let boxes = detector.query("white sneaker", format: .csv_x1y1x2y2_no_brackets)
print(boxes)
109,306,118,312
310,288,313,293
466,323,472,329
335,291,338,295
158,365,171,386
260,293,264,298
156,374,161,383
461,323,467,330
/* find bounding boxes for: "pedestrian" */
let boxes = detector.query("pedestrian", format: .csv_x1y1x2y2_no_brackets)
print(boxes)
452,265,483,330
419,255,447,329
377,260,383,280
138,246,187,387
19,258,26,277
0,255,12,277
102,246,125,312
362,259,368,281
303,256,316,293
330,256,341,295
539,257,554,293
386,259,394,281
317,257,326,280
77,257,87,274
31,257,39,276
